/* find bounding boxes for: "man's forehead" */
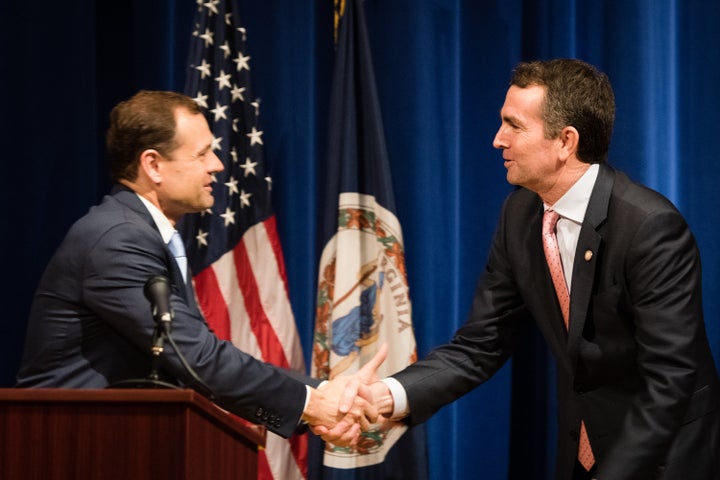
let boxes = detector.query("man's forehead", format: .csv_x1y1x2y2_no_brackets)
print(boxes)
172,110,214,152
501,85,545,117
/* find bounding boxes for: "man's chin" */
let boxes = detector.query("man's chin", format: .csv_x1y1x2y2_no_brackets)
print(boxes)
192,198,214,213
505,173,519,186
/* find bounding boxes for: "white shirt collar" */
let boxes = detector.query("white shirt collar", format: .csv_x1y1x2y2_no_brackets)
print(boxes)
135,194,176,244
544,163,600,224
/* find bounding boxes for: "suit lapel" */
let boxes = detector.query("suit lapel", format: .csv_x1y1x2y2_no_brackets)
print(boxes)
112,185,200,313
567,165,615,364
526,201,575,374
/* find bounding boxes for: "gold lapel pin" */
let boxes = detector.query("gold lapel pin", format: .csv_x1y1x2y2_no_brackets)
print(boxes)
584,250,593,261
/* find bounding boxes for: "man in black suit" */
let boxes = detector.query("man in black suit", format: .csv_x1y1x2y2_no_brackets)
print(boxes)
365,59,720,479
16,90,381,445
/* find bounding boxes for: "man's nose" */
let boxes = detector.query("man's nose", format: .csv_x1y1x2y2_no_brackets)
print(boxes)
492,127,506,149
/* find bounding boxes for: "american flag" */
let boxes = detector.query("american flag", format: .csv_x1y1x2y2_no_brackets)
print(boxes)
181,1,307,479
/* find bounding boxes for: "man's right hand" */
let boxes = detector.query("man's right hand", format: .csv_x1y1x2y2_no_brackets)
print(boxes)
302,343,388,446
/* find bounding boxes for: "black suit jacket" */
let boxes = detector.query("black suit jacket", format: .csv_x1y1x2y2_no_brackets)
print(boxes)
17,186,318,437
393,165,720,479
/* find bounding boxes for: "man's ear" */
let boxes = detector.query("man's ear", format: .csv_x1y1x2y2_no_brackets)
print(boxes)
139,149,163,184
558,126,579,161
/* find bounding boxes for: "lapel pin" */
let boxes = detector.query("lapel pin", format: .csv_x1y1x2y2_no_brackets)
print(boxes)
584,250,593,261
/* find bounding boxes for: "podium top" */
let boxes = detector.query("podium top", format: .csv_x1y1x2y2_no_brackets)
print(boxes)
0,387,266,447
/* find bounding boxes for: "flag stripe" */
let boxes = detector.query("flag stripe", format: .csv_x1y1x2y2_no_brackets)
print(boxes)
193,267,232,340
289,432,309,477
244,218,304,370
263,214,292,300
258,450,274,480
234,234,291,368
265,433,305,480
238,221,309,478
208,249,263,359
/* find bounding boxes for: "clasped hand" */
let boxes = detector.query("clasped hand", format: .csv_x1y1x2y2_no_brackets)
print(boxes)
301,343,393,446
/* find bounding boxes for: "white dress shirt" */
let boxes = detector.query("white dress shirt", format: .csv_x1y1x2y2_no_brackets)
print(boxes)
544,163,599,292
136,194,176,245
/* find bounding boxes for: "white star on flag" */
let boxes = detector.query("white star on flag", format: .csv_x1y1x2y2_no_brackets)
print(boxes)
195,59,212,79
210,102,228,121
224,177,239,195
239,190,252,207
219,207,235,226
230,85,246,102
219,42,231,58
240,157,257,177
233,52,251,72
199,28,214,46
195,229,209,247
214,70,232,90
247,126,263,145
203,0,219,15
193,92,209,108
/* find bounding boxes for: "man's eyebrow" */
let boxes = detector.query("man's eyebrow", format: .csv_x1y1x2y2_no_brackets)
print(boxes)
196,143,212,156
501,113,521,125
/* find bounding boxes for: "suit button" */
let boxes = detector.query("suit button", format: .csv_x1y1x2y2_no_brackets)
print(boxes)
256,407,264,418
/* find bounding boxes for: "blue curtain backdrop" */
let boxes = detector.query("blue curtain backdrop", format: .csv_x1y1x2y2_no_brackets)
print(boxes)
3,1,719,479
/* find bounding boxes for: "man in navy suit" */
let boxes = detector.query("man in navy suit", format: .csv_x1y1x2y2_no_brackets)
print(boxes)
16,90,380,445
365,59,720,479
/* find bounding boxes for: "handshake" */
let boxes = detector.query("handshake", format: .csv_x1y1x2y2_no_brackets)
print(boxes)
300,343,394,446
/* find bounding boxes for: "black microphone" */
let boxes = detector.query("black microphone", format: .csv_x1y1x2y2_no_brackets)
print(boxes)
139,274,215,400
144,275,173,333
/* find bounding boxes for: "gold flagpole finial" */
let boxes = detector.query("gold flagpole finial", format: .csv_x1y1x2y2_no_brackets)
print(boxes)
333,0,346,45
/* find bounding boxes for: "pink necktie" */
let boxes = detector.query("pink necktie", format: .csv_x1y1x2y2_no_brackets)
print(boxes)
542,209,595,472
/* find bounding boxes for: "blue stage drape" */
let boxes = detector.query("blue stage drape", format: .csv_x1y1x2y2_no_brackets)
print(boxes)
3,1,719,479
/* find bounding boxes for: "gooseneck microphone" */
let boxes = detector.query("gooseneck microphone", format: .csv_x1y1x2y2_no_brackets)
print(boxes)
144,274,215,400
144,275,173,334
108,274,215,401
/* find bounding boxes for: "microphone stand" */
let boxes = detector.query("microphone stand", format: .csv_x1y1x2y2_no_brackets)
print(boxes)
109,297,179,390
109,318,179,390
109,276,215,400
146,324,165,382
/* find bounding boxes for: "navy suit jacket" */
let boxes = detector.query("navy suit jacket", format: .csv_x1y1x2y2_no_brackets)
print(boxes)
393,165,720,479
17,186,318,437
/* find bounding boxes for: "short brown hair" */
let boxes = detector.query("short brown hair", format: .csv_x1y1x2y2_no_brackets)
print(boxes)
510,59,615,164
105,90,202,182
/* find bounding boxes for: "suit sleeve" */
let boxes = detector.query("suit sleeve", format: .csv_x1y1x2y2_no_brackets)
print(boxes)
392,196,531,425
82,220,312,437
598,207,706,478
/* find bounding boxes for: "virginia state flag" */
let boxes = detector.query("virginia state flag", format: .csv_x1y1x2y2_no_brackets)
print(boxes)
310,1,428,478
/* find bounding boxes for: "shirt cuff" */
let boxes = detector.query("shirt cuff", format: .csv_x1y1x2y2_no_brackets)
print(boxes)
381,377,409,419
304,385,312,413
302,381,327,421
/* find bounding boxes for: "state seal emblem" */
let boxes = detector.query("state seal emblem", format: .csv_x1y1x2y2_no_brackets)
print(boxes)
312,192,418,468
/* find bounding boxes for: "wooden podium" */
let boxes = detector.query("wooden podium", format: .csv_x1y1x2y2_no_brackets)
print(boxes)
0,388,266,480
